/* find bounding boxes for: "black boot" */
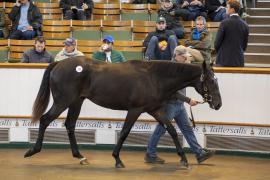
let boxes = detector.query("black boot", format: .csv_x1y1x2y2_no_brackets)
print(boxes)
144,153,165,164
196,149,215,164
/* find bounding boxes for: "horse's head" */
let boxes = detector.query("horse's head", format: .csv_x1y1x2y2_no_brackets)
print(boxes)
196,61,222,110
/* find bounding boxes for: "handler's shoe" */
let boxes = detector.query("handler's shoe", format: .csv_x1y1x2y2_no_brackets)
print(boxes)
196,149,215,164
144,153,165,164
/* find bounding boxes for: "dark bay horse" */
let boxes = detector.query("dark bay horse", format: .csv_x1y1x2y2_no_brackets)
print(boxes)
24,57,222,168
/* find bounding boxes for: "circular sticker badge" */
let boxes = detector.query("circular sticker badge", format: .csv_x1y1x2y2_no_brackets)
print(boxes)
76,65,83,73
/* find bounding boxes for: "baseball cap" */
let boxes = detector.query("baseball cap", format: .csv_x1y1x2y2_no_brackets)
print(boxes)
64,37,76,46
103,35,114,43
174,46,192,58
156,16,166,23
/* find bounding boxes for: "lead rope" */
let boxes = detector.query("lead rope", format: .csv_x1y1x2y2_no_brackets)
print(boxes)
189,101,206,128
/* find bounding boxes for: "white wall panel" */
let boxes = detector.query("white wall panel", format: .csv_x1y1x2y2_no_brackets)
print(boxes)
0,68,269,125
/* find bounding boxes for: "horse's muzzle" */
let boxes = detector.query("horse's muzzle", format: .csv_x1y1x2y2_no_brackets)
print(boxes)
214,103,222,110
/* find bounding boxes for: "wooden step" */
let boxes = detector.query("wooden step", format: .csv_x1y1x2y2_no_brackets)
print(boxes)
249,24,270,33
245,53,270,64
247,8,270,16
246,16,270,24
248,33,270,43
246,43,270,53
256,0,270,8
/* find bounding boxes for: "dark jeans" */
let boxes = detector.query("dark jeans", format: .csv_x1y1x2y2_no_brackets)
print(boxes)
145,35,178,60
212,8,227,22
10,30,36,40
172,26,185,39
64,10,86,20
186,10,207,21
146,100,203,157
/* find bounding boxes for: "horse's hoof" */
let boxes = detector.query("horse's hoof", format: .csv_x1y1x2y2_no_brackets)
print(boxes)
79,158,89,165
180,160,189,168
24,148,39,158
115,162,125,168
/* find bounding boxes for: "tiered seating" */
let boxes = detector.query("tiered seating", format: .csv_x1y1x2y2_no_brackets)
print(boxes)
42,20,71,39
92,3,121,20
9,40,34,62
35,2,62,20
0,1,224,63
114,40,143,60
0,39,8,62
72,20,102,40
77,40,102,58
102,20,132,40
132,20,155,40
121,4,149,21
46,39,65,56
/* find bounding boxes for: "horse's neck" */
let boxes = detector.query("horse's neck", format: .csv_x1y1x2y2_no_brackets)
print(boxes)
158,63,202,96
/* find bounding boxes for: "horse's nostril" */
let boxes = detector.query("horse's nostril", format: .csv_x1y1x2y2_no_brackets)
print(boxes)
215,103,222,110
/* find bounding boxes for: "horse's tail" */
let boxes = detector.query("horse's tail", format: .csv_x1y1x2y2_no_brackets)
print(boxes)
32,62,59,122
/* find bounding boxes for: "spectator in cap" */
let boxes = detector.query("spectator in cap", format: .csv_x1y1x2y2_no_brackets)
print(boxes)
92,35,126,63
22,36,54,63
143,16,178,61
145,45,215,164
158,0,185,39
54,37,84,61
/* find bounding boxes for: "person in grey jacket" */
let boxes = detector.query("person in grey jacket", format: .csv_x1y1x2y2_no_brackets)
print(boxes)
22,36,54,63
145,46,215,164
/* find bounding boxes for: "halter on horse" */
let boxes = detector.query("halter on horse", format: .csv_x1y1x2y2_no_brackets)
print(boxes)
24,57,222,168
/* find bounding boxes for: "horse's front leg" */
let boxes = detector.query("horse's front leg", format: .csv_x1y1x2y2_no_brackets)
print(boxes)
165,123,188,167
65,99,88,165
24,103,66,158
112,108,142,168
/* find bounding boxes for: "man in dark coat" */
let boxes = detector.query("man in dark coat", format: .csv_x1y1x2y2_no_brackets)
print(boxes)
8,0,42,40
60,0,94,20
214,0,249,67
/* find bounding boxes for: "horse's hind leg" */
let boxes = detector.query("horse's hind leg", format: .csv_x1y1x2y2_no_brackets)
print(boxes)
24,103,66,158
165,123,188,167
150,111,188,167
112,108,142,168
64,99,88,165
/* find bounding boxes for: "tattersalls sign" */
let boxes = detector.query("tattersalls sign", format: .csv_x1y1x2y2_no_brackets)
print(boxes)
0,118,270,142
209,125,247,135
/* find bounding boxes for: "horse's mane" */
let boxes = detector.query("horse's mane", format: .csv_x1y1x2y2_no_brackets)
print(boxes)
148,61,202,78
